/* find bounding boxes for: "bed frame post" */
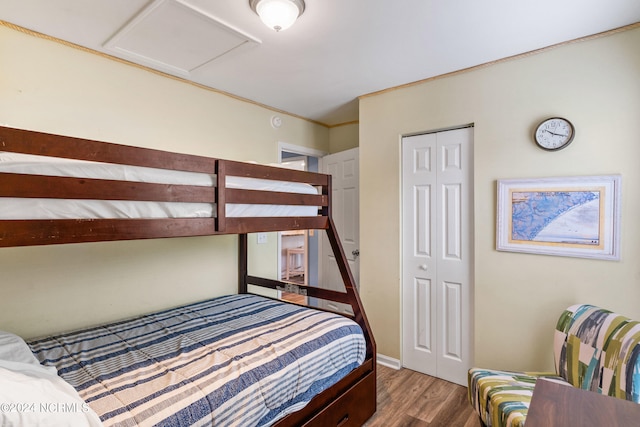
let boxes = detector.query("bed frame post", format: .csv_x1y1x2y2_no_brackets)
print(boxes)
238,233,248,293
216,159,227,233
322,171,332,218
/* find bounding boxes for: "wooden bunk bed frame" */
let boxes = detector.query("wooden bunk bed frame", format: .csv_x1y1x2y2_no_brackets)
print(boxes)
0,125,376,427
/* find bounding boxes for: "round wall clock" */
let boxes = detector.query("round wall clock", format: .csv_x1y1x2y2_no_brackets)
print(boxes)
534,117,575,151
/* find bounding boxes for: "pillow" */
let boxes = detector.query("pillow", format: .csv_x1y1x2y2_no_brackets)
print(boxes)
0,332,102,427
0,331,54,370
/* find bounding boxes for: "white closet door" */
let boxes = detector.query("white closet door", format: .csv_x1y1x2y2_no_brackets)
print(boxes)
402,128,473,386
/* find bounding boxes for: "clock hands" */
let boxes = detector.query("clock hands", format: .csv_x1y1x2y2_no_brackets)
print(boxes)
543,129,568,138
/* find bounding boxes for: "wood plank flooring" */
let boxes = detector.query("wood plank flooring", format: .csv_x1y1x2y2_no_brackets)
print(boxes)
364,364,483,427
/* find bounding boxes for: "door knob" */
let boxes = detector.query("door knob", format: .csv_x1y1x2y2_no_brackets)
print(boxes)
419,264,428,270
352,249,360,257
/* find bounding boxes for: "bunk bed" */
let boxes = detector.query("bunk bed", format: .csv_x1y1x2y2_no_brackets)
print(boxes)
0,125,376,427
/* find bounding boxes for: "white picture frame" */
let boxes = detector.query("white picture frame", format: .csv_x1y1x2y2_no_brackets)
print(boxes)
496,175,621,260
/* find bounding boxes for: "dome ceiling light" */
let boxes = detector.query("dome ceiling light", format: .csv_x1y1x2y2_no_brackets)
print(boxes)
249,0,305,32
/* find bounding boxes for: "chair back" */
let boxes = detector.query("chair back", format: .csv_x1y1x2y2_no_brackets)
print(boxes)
554,304,640,402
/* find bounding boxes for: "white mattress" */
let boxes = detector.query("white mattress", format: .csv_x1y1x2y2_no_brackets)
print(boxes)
0,152,318,219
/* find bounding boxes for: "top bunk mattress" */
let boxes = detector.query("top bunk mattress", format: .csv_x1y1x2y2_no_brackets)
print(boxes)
26,294,366,427
0,152,319,219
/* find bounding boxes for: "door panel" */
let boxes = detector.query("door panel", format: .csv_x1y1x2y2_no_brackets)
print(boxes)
402,128,473,386
443,184,462,259
442,280,462,359
415,185,432,257
320,148,359,315
403,134,437,373
413,277,434,356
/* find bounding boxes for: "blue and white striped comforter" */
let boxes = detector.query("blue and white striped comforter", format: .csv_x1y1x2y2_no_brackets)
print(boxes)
27,294,366,426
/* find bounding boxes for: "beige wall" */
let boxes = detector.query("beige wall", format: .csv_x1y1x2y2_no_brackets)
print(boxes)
0,25,329,338
359,27,640,371
328,122,359,153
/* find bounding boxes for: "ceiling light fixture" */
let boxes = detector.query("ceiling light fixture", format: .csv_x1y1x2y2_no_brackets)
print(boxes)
249,0,305,32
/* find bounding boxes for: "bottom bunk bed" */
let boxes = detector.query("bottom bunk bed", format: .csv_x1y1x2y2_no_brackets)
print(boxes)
23,294,366,427
0,125,377,427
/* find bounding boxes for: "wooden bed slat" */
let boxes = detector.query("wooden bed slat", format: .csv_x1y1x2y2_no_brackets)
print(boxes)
0,218,218,247
222,159,329,186
225,216,328,233
0,126,217,173
246,275,352,305
0,173,216,203
226,188,327,206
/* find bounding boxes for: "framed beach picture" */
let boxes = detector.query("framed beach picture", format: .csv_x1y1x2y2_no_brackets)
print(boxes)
496,175,621,260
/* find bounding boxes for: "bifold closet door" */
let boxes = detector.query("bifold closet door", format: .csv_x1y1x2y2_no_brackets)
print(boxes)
401,127,473,386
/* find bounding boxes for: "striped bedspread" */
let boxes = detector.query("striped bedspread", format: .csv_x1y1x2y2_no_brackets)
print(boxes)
27,294,366,426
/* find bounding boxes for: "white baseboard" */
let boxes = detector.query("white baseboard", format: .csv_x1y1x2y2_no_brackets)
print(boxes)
376,354,401,370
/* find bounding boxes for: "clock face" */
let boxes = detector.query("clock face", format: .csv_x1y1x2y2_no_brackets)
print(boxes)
534,117,575,151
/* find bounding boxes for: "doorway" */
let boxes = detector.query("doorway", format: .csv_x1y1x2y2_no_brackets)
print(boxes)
401,127,474,386
277,144,325,305
276,144,360,312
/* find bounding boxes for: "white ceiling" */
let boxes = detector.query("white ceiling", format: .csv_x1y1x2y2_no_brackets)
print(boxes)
2,0,639,126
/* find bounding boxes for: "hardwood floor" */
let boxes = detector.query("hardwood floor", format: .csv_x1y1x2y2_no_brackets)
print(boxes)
364,364,483,427
280,291,307,305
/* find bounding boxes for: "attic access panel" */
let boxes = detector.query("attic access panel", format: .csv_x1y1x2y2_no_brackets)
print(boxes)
104,0,260,78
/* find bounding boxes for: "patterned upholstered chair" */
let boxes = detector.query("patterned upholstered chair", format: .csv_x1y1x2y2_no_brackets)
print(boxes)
467,304,640,427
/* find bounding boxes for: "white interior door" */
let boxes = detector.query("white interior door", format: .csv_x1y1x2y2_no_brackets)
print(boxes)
402,128,473,386
319,147,359,314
